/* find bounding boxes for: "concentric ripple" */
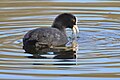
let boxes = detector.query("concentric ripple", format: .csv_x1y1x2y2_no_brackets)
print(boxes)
0,0,120,79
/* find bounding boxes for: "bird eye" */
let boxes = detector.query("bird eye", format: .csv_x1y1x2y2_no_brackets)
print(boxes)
72,19,76,22
72,19,76,25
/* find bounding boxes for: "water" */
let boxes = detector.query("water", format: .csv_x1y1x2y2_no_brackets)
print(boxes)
0,0,120,79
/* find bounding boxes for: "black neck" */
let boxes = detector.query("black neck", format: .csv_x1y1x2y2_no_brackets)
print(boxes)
52,23,66,33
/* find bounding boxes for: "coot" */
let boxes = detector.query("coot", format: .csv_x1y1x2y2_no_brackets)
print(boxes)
23,13,79,53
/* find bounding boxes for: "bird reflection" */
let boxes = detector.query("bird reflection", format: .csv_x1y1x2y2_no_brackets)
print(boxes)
27,40,78,59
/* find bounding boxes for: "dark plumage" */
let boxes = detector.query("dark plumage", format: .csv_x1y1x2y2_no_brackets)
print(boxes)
23,13,79,53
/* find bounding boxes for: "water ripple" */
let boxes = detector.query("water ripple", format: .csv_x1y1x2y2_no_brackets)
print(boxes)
0,0,120,79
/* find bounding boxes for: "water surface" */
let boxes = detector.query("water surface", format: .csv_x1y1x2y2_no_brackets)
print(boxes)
0,0,120,80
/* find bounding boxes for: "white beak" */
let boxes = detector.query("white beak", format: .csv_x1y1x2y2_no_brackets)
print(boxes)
72,25,79,36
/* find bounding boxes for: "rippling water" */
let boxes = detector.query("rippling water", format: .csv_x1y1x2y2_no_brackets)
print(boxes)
0,0,120,79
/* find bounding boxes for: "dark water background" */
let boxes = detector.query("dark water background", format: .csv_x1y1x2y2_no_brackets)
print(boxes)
0,0,120,79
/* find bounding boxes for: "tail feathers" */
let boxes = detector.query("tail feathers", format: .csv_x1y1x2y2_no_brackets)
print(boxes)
23,40,50,53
